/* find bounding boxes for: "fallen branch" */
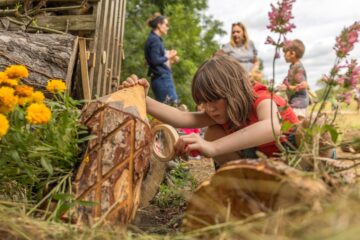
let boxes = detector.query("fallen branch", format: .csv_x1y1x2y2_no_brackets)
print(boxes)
6,16,66,34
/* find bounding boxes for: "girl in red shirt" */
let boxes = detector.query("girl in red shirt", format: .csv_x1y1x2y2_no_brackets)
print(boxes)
121,56,298,168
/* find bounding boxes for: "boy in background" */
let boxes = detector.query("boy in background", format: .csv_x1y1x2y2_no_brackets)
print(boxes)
277,39,309,119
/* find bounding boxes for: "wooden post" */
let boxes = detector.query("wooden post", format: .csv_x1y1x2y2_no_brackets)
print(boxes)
79,37,91,100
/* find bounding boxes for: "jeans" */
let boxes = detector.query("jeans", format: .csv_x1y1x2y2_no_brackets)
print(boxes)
151,72,178,104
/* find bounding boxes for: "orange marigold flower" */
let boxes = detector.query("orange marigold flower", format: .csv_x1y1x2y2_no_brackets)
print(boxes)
0,72,9,84
15,85,34,97
0,87,18,113
0,113,9,138
26,103,51,125
1,78,18,87
5,65,29,79
46,79,66,94
18,97,32,107
31,91,45,103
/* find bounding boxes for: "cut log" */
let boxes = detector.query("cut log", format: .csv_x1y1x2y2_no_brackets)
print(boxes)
0,31,77,89
183,159,328,230
73,85,152,225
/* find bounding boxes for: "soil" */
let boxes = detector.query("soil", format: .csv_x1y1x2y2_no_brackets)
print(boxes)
132,158,214,234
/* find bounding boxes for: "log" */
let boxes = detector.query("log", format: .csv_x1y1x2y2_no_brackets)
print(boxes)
182,159,328,230
73,85,152,225
0,31,77,89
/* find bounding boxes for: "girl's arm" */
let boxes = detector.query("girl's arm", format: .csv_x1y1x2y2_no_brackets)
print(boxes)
120,74,215,128
146,97,214,128
182,99,281,157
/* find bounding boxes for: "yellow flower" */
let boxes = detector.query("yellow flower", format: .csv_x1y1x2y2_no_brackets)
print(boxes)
26,103,51,125
31,91,45,103
15,85,34,97
0,113,9,138
0,72,8,84
0,87,18,113
46,79,66,94
5,65,29,79
18,97,32,107
2,78,19,87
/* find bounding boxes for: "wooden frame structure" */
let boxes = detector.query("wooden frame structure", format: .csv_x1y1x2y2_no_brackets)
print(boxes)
0,0,127,99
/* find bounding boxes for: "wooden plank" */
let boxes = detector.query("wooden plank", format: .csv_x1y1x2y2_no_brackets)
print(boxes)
0,15,96,31
102,0,115,95
79,37,91,100
108,0,120,94
93,0,110,97
117,0,126,84
65,36,79,92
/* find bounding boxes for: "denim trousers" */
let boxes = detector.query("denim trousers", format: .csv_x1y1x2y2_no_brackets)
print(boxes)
151,72,178,104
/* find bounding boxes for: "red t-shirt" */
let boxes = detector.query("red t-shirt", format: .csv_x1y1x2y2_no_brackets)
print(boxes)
223,83,299,156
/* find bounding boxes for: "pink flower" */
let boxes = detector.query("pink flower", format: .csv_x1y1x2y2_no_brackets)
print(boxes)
267,0,296,34
337,77,345,85
265,36,276,45
334,22,360,58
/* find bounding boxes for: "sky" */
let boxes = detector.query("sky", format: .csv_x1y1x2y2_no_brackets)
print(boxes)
206,0,360,89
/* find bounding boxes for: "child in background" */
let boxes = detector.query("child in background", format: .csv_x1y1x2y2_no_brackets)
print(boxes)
121,56,299,169
277,39,309,120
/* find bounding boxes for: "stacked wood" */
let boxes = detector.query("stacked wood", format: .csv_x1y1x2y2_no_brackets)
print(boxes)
73,85,152,225
183,159,328,230
0,0,127,98
0,31,77,90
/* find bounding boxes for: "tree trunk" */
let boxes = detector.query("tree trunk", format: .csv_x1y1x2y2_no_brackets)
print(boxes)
73,85,153,225
0,30,77,89
183,159,328,230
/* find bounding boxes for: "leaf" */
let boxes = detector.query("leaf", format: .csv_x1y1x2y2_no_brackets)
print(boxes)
53,193,74,201
281,121,294,132
323,124,339,143
41,157,53,175
78,134,97,143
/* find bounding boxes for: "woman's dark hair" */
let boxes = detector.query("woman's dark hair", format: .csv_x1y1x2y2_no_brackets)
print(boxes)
147,12,166,29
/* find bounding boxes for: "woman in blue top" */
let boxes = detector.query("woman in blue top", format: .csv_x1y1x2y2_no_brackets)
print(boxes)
144,13,179,105
222,22,259,74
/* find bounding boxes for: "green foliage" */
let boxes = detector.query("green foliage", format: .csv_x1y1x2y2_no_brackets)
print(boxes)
0,93,86,202
122,0,226,109
155,161,197,208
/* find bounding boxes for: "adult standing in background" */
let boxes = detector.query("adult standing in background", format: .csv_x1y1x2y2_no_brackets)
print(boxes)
222,22,259,75
144,12,179,105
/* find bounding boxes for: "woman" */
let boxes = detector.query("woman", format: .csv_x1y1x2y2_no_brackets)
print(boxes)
222,22,259,74
144,13,179,105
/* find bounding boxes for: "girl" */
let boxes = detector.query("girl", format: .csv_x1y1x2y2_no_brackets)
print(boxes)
121,56,299,168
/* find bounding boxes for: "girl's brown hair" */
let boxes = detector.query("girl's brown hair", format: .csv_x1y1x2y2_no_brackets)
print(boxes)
230,22,249,49
192,55,256,127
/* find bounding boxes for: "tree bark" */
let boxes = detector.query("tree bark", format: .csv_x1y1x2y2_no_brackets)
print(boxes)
0,30,77,89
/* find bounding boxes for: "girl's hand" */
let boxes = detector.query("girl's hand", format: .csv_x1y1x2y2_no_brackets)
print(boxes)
119,74,150,95
174,133,215,158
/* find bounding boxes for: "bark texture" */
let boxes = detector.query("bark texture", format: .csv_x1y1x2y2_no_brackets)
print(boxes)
0,30,77,88
74,86,152,225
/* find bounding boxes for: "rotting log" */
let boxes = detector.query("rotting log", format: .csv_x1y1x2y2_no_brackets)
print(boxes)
74,85,152,225
0,31,77,89
183,159,328,230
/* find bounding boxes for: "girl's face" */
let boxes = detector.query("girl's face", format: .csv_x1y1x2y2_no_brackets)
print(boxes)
231,25,244,44
203,99,229,124
158,19,169,36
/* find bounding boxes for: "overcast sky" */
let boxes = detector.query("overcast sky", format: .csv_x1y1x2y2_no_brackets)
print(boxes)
206,0,360,89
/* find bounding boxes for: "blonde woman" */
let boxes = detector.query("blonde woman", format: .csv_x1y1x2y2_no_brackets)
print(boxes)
222,22,259,74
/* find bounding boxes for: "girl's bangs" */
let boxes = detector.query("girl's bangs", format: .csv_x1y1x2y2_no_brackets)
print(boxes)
192,71,222,104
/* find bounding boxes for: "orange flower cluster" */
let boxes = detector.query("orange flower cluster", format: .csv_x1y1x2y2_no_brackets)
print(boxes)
0,65,67,139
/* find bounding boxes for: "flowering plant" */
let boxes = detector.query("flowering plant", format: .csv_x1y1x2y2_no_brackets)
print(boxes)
0,65,87,207
266,1,359,166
